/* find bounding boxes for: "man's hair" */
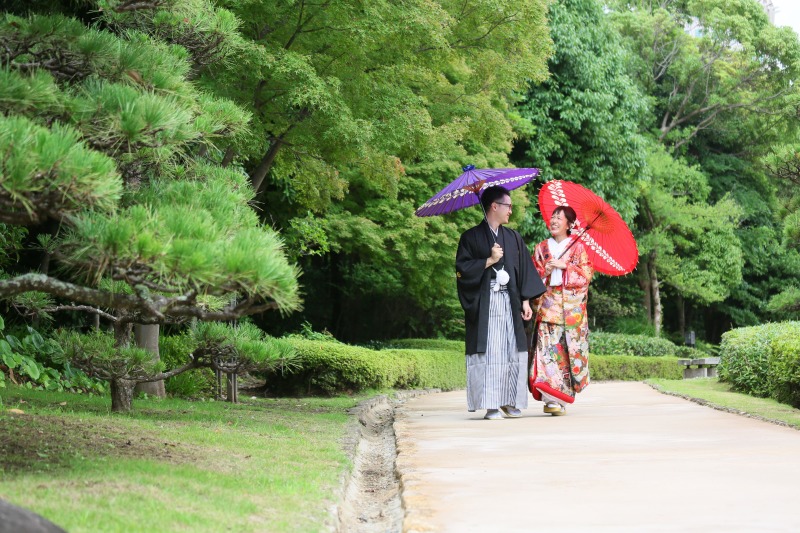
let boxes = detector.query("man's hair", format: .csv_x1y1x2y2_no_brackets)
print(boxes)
553,205,577,234
480,186,511,212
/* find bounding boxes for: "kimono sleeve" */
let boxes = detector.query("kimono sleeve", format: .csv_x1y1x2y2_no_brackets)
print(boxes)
455,231,486,317
516,233,546,300
455,231,487,289
564,242,593,290
532,240,549,281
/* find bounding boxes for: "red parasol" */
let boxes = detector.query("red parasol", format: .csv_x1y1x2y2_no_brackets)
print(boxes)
538,180,638,276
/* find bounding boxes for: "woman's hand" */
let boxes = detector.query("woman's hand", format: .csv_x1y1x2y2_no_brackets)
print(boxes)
546,258,567,273
521,300,533,321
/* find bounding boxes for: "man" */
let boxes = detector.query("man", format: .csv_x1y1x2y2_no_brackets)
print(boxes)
455,186,545,420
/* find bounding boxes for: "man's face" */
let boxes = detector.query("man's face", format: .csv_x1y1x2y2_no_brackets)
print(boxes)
494,195,512,224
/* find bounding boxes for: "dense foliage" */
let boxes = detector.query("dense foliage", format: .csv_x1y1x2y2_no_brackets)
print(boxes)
604,0,800,339
718,322,800,407
2,0,800,367
0,317,107,395
0,2,301,410
513,0,800,341
512,0,648,231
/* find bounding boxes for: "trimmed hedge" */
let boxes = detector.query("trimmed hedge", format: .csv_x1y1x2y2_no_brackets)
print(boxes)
393,335,687,359
388,338,465,353
590,332,678,357
264,337,684,395
719,322,800,407
590,355,683,381
266,338,465,395
384,349,465,390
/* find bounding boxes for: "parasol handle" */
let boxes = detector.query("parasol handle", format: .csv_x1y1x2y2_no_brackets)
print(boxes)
474,191,495,243
555,230,582,260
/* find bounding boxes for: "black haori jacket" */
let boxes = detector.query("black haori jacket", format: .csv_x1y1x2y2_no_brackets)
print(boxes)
455,221,545,355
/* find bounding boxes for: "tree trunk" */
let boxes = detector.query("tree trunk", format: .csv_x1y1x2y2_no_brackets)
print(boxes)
221,146,235,167
639,260,652,323
650,254,662,337
330,253,345,339
250,138,285,195
134,324,165,398
113,321,133,347
676,294,685,340
39,252,50,276
111,378,135,412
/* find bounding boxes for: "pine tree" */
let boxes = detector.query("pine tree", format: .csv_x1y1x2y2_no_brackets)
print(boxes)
0,4,300,411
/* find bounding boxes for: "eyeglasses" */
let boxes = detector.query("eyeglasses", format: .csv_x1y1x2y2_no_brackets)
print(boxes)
495,202,513,209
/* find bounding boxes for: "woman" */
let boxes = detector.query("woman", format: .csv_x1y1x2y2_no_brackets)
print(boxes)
530,206,593,416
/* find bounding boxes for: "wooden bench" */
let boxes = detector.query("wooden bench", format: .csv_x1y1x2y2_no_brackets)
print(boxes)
677,357,720,379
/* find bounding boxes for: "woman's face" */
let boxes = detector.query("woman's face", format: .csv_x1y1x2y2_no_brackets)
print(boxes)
549,211,570,239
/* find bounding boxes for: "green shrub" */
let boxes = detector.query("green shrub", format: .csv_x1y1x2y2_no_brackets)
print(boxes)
718,323,783,397
674,346,703,359
263,337,685,395
388,338,465,353
695,340,720,357
160,333,216,398
266,339,396,395
605,316,656,336
266,338,464,395
718,322,800,407
590,332,678,357
383,349,465,390
0,317,106,394
720,322,800,407
768,335,800,407
590,354,683,381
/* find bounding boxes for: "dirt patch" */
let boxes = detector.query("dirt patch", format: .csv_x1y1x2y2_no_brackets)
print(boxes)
0,412,196,474
335,390,436,533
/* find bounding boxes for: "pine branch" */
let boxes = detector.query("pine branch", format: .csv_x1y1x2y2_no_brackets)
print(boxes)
0,273,144,309
141,357,202,382
165,298,280,321
0,273,282,328
43,304,118,322
112,0,166,13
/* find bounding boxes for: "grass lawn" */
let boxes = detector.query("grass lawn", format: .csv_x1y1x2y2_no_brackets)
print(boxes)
648,378,800,429
0,386,370,533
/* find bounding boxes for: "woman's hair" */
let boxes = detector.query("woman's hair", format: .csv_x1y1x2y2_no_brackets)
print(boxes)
553,206,577,235
480,186,511,213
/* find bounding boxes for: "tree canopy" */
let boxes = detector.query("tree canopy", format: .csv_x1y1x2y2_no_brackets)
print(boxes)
0,4,301,410
3,0,800,354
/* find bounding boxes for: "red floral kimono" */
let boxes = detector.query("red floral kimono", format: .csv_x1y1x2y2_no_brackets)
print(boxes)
529,238,593,404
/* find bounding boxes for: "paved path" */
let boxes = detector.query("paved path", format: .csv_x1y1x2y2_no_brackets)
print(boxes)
394,382,800,533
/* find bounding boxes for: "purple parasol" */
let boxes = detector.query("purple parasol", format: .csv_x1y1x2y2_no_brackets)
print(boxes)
415,165,540,217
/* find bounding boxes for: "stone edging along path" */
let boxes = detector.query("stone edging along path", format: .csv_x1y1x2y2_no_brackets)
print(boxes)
334,390,439,533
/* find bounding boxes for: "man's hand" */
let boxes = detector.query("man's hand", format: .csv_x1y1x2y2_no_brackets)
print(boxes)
521,300,533,321
490,243,503,263
486,243,504,269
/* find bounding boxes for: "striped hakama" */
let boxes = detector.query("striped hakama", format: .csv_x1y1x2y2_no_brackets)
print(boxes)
466,282,529,411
